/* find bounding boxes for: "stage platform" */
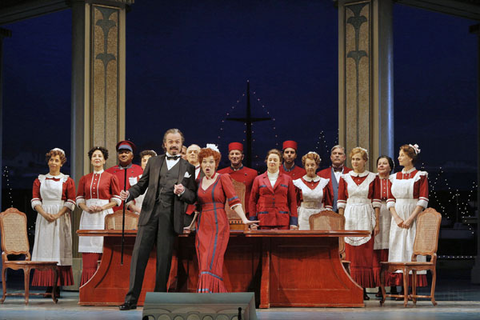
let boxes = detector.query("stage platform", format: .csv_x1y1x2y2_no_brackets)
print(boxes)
1,269,479,319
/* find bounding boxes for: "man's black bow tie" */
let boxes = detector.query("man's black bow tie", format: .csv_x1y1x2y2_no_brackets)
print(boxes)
167,155,180,160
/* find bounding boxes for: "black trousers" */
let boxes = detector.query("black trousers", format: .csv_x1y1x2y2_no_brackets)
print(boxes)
124,202,176,303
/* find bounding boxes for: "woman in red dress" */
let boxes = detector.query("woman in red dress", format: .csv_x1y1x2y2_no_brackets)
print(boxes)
195,144,257,293
76,147,121,286
338,147,380,300
372,155,395,296
31,148,76,297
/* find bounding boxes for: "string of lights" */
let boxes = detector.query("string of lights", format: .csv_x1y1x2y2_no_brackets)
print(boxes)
2,166,14,207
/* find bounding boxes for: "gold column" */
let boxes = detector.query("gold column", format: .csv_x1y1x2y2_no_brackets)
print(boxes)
338,0,394,168
70,0,131,290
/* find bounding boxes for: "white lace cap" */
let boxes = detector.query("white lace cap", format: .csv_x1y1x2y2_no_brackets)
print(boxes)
51,148,65,155
356,147,368,156
205,144,220,153
307,151,321,161
408,144,421,155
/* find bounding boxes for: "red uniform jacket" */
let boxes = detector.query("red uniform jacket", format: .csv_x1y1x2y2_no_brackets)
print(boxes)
249,172,298,228
279,164,306,181
106,163,143,211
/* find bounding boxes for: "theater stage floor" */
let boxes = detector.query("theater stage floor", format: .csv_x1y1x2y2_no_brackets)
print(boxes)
1,269,479,319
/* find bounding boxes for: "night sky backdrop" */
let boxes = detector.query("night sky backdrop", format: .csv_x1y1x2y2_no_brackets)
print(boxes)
1,0,477,190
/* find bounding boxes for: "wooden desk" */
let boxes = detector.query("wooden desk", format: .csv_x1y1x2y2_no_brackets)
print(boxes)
244,230,369,308
77,230,156,306
77,229,369,308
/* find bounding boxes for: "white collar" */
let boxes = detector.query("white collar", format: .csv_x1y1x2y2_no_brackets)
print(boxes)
349,170,369,178
376,173,390,180
402,167,416,174
267,170,279,179
302,175,320,182
46,173,63,178
94,169,104,174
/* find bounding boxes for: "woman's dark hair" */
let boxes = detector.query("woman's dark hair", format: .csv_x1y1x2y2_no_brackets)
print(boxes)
88,146,109,160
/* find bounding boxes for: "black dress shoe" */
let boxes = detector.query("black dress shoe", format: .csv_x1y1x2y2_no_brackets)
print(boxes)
119,301,137,311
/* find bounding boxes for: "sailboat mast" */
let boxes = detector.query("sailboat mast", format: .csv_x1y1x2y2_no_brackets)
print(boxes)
246,80,252,167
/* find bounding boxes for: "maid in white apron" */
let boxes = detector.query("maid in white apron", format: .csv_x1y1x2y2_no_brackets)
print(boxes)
31,148,75,296
293,151,332,230
338,147,380,300
76,146,121,286
387,144,429,290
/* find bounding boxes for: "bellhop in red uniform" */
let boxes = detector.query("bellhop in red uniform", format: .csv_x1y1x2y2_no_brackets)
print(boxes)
217,142,257,214
279,140,306,180
106,140,143,212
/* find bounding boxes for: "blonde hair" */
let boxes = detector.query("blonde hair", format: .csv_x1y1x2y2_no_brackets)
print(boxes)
302,152,321,167
349,147,368,161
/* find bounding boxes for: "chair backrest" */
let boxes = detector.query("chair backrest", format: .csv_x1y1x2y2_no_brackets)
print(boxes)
0,208,31,260
105,210,139,230
309,210,345,231
225,179,246,229
309,210,346,256
413,207,442,258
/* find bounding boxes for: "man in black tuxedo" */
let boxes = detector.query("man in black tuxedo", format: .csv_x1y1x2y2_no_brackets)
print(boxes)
119,128,197,310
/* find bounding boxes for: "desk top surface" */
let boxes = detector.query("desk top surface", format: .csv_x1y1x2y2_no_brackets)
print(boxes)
77,229,370,237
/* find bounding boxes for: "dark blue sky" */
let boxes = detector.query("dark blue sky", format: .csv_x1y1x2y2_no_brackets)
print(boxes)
1,1,478,189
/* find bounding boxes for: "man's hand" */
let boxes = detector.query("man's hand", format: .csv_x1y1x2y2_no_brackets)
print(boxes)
174,184,184,195
120,190,129,201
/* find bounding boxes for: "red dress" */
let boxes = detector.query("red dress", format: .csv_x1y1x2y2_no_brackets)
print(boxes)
338,171,379,288
196,174,241,293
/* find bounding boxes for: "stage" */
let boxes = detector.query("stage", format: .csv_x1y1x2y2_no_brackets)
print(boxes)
1,269,479,319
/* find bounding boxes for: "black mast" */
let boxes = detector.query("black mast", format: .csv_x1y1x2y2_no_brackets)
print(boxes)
227,80,271,167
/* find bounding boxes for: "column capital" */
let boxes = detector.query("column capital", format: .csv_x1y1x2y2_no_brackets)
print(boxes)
68,0,135,6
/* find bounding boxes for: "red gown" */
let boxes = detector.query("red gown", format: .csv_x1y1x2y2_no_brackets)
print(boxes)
217,165,257,214
106,164,143,211
338,171,379,288
196,174,241,293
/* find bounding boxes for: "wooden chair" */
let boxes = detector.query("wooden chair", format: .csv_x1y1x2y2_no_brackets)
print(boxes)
0,208,58,305
225,179,247,231
309,210,351,273
104,210,139,230
380,208,442,307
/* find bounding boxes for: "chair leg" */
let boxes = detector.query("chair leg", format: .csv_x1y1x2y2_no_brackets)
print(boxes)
431,269,438,306
1,267,7,303
24,268,31,305
402,268,409,307
52,267,58,304
379,267,386,306
411,269,417,305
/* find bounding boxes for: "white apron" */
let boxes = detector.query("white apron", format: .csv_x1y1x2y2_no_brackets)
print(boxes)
31,174,73,266
78,199,112,253
343,172,376,246
293,177,330,230
388,171,426,273
374,200,391,250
